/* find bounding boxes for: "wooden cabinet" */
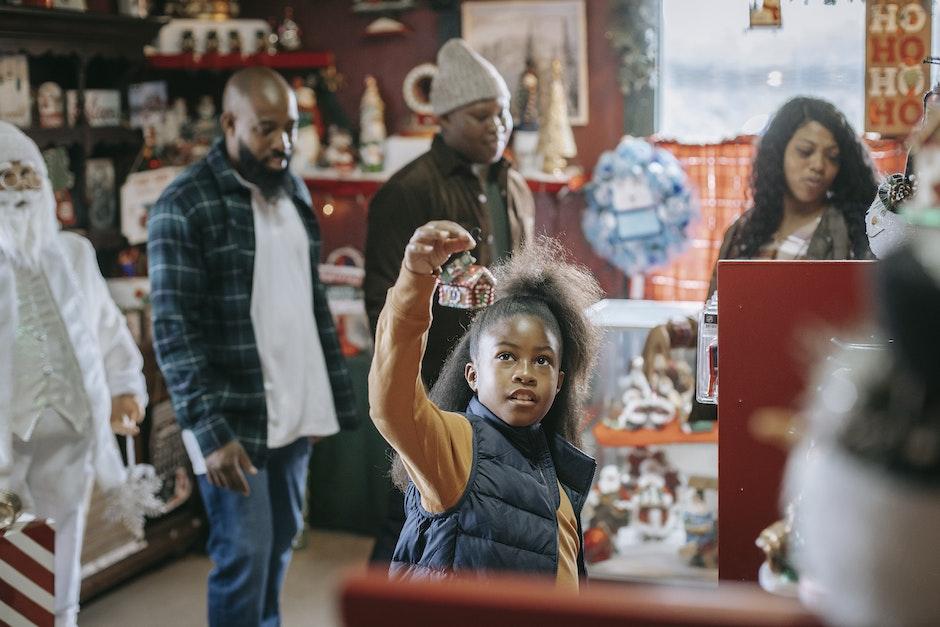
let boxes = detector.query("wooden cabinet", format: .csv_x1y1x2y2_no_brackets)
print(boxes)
0,5,204,603
0,6,167,265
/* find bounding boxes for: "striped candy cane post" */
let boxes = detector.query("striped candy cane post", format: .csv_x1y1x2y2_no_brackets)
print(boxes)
0,515,54,627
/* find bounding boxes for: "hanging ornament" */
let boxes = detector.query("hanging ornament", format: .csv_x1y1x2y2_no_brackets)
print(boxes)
581,136,696,276
537,59,577,174
437,251,496,310
104,436,165,539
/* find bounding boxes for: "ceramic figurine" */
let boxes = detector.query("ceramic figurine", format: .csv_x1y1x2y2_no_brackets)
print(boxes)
291,77,320,174
37,82,64,129
679,481,718,569
228,29,242,55
277,7,302,51
322,125,356,172
358,75,386,173
204,30,220,55
756,506,800,596
181,29,196,54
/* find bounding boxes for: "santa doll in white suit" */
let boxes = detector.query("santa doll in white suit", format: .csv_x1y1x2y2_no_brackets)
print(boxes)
0,122,148,626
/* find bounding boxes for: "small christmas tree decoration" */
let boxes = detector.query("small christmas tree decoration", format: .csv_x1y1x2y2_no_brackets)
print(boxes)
437,251,497,309
537,59,577,174
359,75,386,173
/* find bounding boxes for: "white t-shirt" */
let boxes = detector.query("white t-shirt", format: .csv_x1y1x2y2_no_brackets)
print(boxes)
182,179,339,473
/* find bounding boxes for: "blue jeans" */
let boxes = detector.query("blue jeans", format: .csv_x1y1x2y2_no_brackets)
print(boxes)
197,437,311,627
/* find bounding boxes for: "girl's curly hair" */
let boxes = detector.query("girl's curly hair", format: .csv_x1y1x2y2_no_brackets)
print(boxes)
391,237,602,491
734,96,877,259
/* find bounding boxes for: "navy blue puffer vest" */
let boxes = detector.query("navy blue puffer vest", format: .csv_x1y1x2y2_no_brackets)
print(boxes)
390,397,597,581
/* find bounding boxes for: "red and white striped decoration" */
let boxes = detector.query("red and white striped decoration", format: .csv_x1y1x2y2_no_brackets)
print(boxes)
0,515,54,627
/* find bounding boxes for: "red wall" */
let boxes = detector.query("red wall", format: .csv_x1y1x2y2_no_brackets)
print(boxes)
244,0,630,296
242,0,625,177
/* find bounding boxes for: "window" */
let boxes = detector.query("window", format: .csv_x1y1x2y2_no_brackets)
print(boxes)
658,0,867,142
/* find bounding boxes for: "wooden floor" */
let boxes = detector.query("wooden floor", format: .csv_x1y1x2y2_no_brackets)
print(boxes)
80,530,374,627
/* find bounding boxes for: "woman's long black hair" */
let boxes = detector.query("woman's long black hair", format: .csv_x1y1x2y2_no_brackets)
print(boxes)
733,96,878,259
391,237,602,491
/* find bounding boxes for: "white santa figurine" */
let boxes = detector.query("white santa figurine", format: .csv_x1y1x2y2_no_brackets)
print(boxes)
0,121,151,626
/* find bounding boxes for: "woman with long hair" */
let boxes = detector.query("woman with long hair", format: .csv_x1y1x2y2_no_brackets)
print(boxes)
644,96,878,390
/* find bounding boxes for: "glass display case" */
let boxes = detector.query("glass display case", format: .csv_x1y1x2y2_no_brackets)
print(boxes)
580,299,719,586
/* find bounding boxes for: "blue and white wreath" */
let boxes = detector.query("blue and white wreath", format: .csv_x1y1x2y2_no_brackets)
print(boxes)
582,136,696,276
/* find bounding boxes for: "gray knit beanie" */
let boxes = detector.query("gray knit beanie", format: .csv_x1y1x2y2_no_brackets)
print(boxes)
430,38,510,116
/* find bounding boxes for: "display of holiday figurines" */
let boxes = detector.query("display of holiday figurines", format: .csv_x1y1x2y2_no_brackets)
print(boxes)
582,447,683,565
602,354,693,432
358,75,386,173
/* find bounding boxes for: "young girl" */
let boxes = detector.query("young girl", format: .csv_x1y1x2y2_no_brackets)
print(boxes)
369,220,601,589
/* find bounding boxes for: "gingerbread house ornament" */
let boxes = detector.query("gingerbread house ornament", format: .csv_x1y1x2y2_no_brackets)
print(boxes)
437,252,496,309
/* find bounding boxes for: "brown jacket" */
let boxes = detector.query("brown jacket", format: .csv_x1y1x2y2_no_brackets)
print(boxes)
364,135,535,387
707,205,870,298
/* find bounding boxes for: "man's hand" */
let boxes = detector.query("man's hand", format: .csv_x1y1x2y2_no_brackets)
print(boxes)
110,394,144,436
205,440,258,496
403,221,476,276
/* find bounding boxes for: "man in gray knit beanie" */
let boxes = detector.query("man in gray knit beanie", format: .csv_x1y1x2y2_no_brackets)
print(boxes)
431,38,512,118
364,37,535,562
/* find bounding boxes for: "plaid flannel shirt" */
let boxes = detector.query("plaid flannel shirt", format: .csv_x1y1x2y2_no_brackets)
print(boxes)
147,141,358,466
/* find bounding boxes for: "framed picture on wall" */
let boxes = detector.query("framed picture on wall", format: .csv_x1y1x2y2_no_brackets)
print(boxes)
461,0,588,126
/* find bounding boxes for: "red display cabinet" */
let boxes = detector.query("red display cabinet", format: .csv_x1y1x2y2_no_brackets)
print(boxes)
717,260,875,581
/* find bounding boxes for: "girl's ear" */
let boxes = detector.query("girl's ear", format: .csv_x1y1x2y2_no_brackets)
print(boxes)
464,362,478,391
556,371,566,393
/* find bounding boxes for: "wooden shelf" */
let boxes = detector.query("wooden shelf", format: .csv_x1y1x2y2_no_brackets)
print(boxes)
147,51,335,71
0,6,165,58
593,418,718,447
23,126,142,149
304,171,575,197
23,126,84,149
351,0,416,12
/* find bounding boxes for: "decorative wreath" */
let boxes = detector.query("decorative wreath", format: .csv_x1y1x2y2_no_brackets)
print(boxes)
402,63,437,117
581,136,696,276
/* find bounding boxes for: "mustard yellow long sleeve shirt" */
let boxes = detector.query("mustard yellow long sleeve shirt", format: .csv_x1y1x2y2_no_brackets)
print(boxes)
368,266,579,590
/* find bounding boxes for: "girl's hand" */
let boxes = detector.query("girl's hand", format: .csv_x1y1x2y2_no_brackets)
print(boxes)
404,221,476,276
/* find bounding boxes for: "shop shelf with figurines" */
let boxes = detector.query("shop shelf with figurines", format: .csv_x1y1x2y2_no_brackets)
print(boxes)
580,298,718,584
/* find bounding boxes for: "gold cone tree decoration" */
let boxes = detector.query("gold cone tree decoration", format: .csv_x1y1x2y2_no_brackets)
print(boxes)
537,59,577,175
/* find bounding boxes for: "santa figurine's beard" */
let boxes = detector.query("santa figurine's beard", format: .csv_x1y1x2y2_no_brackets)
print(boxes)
0,188,57,271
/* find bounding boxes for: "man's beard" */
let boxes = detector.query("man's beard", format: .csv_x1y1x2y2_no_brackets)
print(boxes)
0,187,57,271
237,142,292,199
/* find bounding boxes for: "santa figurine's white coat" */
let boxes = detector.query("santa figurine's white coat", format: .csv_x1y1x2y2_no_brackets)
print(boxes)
0,122,147,627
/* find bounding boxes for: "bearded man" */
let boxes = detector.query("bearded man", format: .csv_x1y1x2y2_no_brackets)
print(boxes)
148,67,358,627
0,121,147,627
